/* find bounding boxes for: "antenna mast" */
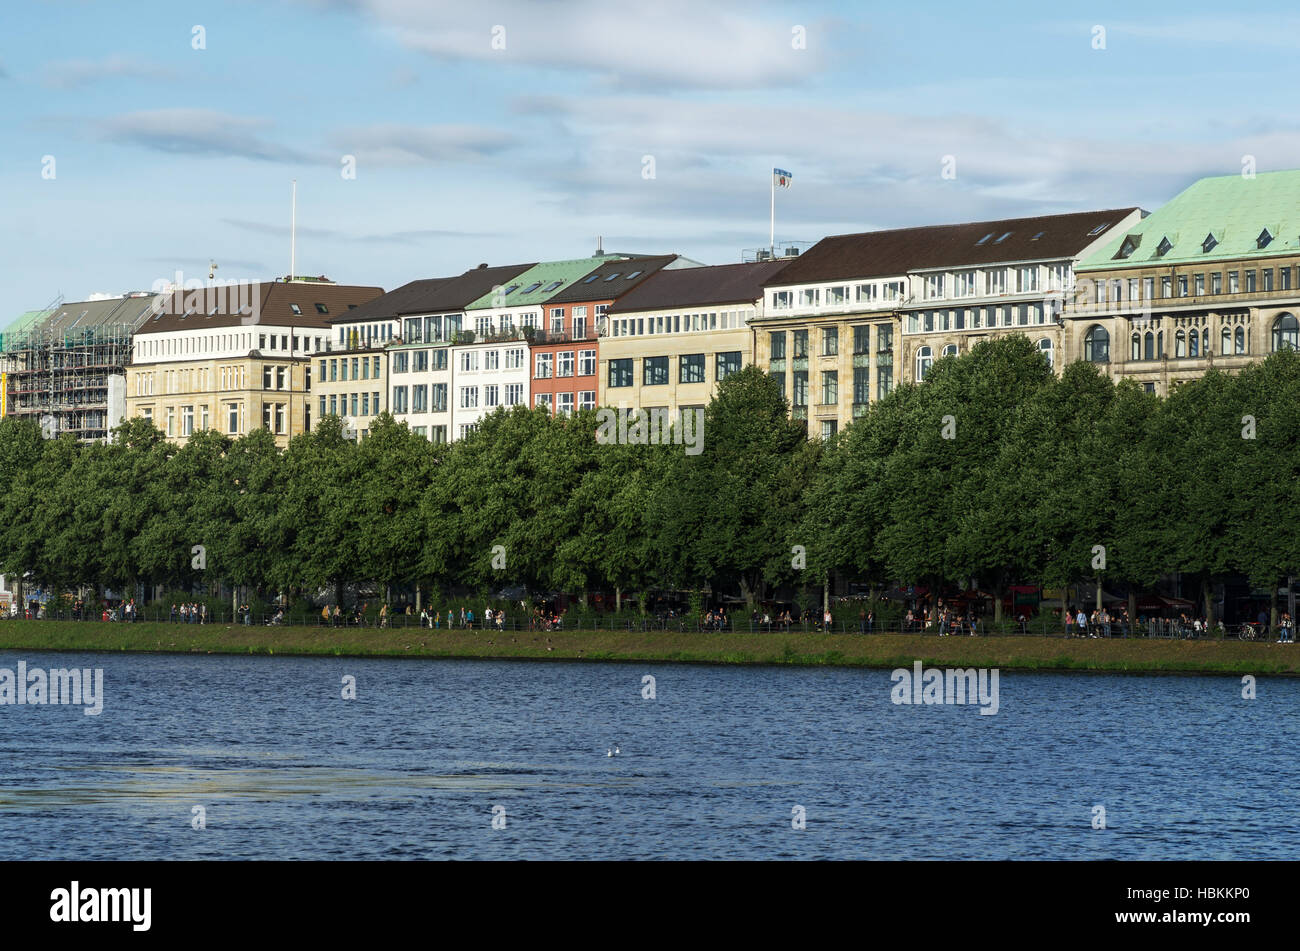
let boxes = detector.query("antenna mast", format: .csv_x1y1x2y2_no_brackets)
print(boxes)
290,179,297,281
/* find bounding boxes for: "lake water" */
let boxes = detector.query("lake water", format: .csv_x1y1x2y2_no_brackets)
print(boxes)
0,651,1294,859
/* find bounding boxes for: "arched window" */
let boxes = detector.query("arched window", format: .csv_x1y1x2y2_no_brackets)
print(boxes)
1144,331,1155,361
1235,326,1246,354
942,343,958,358
1175,330,1186,358
1272,313,1299,351
916,345,933,381
1084,325,1109,363
1131,332,1141,360
1201,328,1209,356
1189,329,1199,358
1221,326,1232,355
1038,337,1054,368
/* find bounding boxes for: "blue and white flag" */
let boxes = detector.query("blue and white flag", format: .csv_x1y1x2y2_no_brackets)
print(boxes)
773,168,793,188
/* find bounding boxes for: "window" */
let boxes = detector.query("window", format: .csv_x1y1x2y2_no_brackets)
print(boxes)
1142,277,1155,300
431,425,447,444
985,269,1007,295
556,351,574,377
1178,276,1188,297
769,331,786,360
1038,337,1054,368
412,350,429,372
1236,326,1246,354
1202,233,1218,254
1263,269,1274,292
1229,271,1240,294
1190,329,1200,358
504,348,525,369
643,356,669,385
1156,236,1173,256
1017,266,1039,293
772,290,793,310
792,330,808,358
915,345,933,381
181,405,194,437
289,304,302,315
877,365,893,399
853,366,869,404
361,392,370,415
460,350,479,372
535,393,554,412
1246,270,1257,293
535,353,554,379
1258,229,1274,249
392,386,409,413
822,327,839,355
954,270,976,297
826,286,848,306
504,383,524,406
1211,273,1222,295
329,394,337,415
1175,330,1186,358
925,274,945,299
578,349,596,376
483,385,499,408
431,383,447,412
608,359,633,388
556,392,575,416
1083,325,1110,363
1273,314,1299,351
459,386,479,409
1194,274,1205,296
1221,325,1232,355
393,352,409,373
275,403,285,434
792,370,808,406
412,385,428,412
578,390,596,411
1161,276,1172,298
716,351,742,380
852,325,870,355
820,370,838,404
680,353,705,383
942,344,957,358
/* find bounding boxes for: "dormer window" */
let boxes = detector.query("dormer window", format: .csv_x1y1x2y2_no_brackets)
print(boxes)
1202,233,1218,254
1117,235,1140,259
1258,229,1274,249
1156,236,1173,257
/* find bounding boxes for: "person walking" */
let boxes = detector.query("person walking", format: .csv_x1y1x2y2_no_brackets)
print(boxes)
1077,608,1090,638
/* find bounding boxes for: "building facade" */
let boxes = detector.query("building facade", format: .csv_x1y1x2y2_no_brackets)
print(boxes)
1067,171,1300,394
126,279,382,447
599,260,791,420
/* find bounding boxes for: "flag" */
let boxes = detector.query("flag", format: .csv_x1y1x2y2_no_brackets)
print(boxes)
773,168,792,188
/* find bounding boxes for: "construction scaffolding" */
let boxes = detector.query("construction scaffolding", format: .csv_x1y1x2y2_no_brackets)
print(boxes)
1,294,156,442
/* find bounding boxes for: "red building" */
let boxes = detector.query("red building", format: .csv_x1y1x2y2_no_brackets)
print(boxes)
528,254,688,415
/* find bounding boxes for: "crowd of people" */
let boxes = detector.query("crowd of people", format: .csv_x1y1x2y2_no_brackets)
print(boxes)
168,602,207,624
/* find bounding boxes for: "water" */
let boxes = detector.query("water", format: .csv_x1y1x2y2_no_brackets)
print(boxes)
0,651,1293,859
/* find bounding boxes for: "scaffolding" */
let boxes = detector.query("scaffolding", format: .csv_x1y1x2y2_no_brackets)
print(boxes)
1,295,147,442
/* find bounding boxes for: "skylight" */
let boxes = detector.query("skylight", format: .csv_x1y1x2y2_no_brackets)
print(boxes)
625,270,643,279
1156,236,1173,256
290,303,302,315
1031,231,1046,241
975,233,995,246
604,272,622,281
543,281,564,291
522,282,543,294
315,303,329,314
994,232,1013,243
1088,223,1109,236
503,284,520,295
583,275,600,284
1258,229,1274,249
1202,233,1218,254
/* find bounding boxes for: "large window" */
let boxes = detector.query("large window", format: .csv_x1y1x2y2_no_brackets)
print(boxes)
578,349,596,376
853,325,870,355
915,345,933,381
792,370,808,406
680,353,705,384
643,356,669,386
792,330,808,359
716,351,742,380
608,358,633,388
769,331,786,360
1083,325,1110,363
1273,313,1299,351
535,353,554,379
822,327,838,356
392,385,409,413
820,370,838,405
853,366,870,404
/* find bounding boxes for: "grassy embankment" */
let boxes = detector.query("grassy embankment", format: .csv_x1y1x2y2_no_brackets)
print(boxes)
0,620,1296,675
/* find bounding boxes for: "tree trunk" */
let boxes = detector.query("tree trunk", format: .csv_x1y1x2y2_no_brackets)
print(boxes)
415,584,421,613
823,576,829,614
1203,575,1215,629
615,586,621,613
1270,581,1279,633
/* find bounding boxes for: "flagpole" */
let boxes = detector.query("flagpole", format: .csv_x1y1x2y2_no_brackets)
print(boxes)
769,171,775,259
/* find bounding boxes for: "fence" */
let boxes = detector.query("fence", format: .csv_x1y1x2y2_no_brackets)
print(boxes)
3,609,1250,639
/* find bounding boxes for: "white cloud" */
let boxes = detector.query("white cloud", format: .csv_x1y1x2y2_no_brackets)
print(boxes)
44,54,174,89
95,109,313,163
346,0,825,89
328,123,519,166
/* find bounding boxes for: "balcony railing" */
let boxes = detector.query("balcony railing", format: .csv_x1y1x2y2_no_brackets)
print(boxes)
530,328,598,345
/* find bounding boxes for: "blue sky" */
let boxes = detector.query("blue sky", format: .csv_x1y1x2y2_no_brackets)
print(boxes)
3,0,1299,314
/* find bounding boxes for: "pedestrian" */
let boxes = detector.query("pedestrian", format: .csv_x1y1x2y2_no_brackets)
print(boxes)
1077,608,1090,638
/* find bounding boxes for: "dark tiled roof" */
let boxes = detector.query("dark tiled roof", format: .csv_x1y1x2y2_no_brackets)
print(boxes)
765,208,1144,286
411,263,537,313
607,260,793,314
330,276,459,323
545,255,681,304
139,282,383,334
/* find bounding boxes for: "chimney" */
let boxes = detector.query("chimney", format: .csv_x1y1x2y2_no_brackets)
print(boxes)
594,236,604,257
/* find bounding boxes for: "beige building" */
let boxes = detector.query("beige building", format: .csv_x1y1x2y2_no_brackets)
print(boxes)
126,279,382,447
598,260,791,420
755,207,1144,435
1067,170,1300,394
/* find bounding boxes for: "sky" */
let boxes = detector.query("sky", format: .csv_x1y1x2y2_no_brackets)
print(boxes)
2,0,1300,315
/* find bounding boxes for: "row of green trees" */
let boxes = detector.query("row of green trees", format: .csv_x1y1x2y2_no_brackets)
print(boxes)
1,336,1297,623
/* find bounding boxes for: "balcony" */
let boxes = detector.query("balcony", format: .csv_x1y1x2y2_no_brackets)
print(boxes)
530,328,598,345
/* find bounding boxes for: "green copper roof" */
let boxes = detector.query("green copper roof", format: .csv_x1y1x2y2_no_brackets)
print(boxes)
463,255,625,310
0,310,53,352
1077,169,1300,271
